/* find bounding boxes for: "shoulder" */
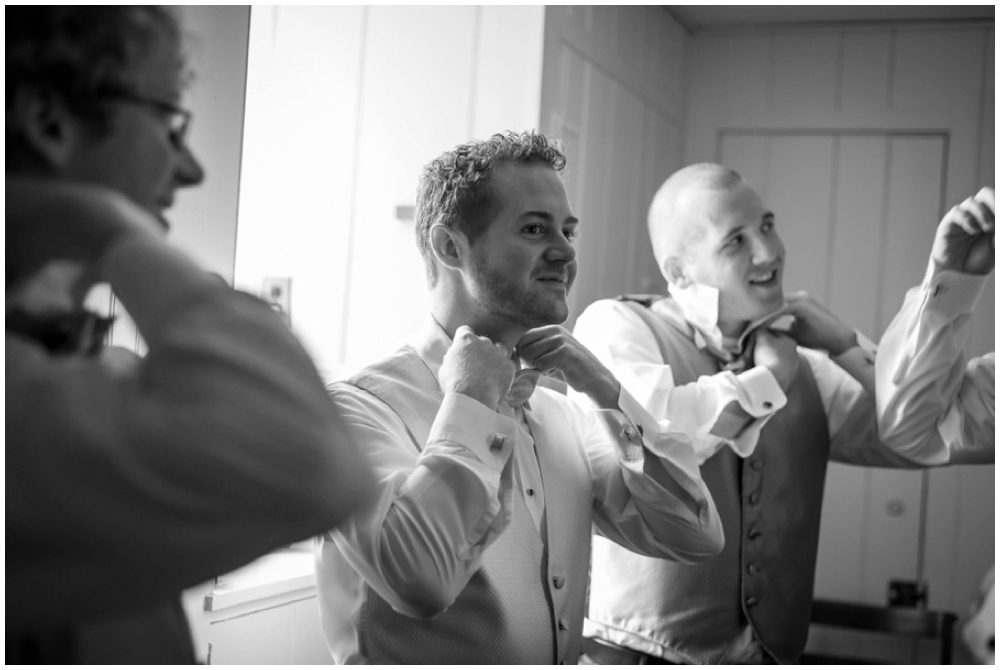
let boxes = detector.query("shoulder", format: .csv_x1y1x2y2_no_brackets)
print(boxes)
575,297,658,333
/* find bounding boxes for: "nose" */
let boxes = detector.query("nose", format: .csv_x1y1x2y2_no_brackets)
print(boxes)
545,230,577,264
174,142,205,188
751,231,781,265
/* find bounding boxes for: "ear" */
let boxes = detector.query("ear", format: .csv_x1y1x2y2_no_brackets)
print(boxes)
662,256,691,289
429,223,468,274
9,86,79,170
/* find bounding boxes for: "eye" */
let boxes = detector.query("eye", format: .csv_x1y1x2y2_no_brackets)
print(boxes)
563,227,579,241
762,219,775,233
522,223,545,235
725,234,744,249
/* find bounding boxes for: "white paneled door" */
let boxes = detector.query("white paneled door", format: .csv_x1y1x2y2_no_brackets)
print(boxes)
719,132,994,617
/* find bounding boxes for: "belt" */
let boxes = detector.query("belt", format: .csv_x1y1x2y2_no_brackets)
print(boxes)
582,637,677,665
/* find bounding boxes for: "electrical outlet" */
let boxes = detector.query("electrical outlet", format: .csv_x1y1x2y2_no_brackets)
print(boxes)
261,277,292,326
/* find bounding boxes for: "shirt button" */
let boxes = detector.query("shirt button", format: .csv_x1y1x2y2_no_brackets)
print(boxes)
748,527,762,540
751,458,764,471
526,488,534,497
749,492,760,505
747,563,759,575
490,434,506,451
746,596,759,607
763,401,773,410
552,575,566,589
558,618,569,631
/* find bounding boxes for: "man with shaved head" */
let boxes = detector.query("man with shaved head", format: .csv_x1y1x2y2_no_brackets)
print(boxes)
574,163,923,664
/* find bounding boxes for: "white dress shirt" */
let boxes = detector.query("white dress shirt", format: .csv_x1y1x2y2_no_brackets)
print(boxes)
315,317,723,664
573,297,891,466
876,261,995,465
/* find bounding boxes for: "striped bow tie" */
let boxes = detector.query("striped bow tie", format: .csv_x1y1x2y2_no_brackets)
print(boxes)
504,368,542,409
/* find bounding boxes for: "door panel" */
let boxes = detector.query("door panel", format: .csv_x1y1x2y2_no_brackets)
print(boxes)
719,131,951,607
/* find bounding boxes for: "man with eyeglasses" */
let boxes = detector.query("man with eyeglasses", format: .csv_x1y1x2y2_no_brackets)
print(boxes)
7,6,376,663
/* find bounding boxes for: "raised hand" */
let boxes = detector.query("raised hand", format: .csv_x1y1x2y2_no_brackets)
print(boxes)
753,329,800,392
439,325,516,410
931,187,995,275
7,178,164,286
783,291,857,356
516,325,620,409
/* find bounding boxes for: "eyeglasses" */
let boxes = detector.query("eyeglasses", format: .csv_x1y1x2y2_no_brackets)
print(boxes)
97,90,193,148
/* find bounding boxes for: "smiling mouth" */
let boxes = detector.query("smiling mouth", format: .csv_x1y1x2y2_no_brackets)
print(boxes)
748,269,778,285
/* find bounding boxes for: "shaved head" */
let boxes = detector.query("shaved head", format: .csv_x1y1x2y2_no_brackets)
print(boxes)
646,163,785,334
648,163,745,270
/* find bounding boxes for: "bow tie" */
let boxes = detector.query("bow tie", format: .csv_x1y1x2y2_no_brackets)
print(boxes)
6,308,115,356
504,368,542,409
709,312,793,374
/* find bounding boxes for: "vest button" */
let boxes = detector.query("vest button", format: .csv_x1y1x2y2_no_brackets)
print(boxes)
750,458,764,471
747,563,758,575
748,528,762,540
746,596,759,607
749,492,760,505
558,618,569,631
553,575,566,589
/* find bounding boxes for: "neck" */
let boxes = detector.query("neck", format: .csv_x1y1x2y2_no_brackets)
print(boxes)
716,316,749,340
429,291,525,349
7,261,92,317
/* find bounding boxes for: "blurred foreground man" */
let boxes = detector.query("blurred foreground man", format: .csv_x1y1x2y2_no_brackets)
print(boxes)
7,7,374,663
574,163,929,664
314,132,723,664
876,187,995,663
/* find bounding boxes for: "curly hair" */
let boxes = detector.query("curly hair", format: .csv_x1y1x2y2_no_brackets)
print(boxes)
7,6,186,169
414,130,567,285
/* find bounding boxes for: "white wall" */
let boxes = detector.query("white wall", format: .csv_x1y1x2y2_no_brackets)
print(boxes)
685,22,995,648
95,6,251,354
540,6,689,324
171,6,250,282
234,6,546,380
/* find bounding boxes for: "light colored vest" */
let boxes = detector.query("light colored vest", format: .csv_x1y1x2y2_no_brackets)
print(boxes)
347,346,594,664
588,296,830,664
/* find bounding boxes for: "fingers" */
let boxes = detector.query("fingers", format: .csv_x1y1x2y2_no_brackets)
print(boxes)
454,325,510,358
954,198,994,235
974,186,995,211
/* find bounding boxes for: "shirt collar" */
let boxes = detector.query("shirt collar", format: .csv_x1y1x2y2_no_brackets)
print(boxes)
411,316,530,406
411,316,453,382
668,281,790,359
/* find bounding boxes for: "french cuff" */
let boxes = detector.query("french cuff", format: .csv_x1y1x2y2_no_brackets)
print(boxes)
921,261,989,318
832,330,877,393
428,393,515,472
733,365,787,417
592,388,654,462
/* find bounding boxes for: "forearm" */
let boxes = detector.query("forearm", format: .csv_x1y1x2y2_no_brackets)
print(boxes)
875,266,990,464
589,390,724,563
332,391,516,618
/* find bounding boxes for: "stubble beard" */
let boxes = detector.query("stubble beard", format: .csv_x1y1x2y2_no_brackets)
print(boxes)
469,253,568,329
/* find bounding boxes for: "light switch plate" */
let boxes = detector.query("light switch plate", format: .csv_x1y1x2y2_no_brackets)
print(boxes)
261,277,292,326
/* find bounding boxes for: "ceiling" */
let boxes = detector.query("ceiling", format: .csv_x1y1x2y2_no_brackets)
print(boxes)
668,5,995,34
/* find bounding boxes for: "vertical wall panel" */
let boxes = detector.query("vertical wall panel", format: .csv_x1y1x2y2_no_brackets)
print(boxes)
771,34,840,111
471,6,545,138
858,135,946,603
892,30,985,109
827,136,888,335
541,7,689,322
766,136,836,303
688,36,771,114
839,32,892,110
719,134,770,197
236,6,366,374
813,465,870,601
879,137,945,330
